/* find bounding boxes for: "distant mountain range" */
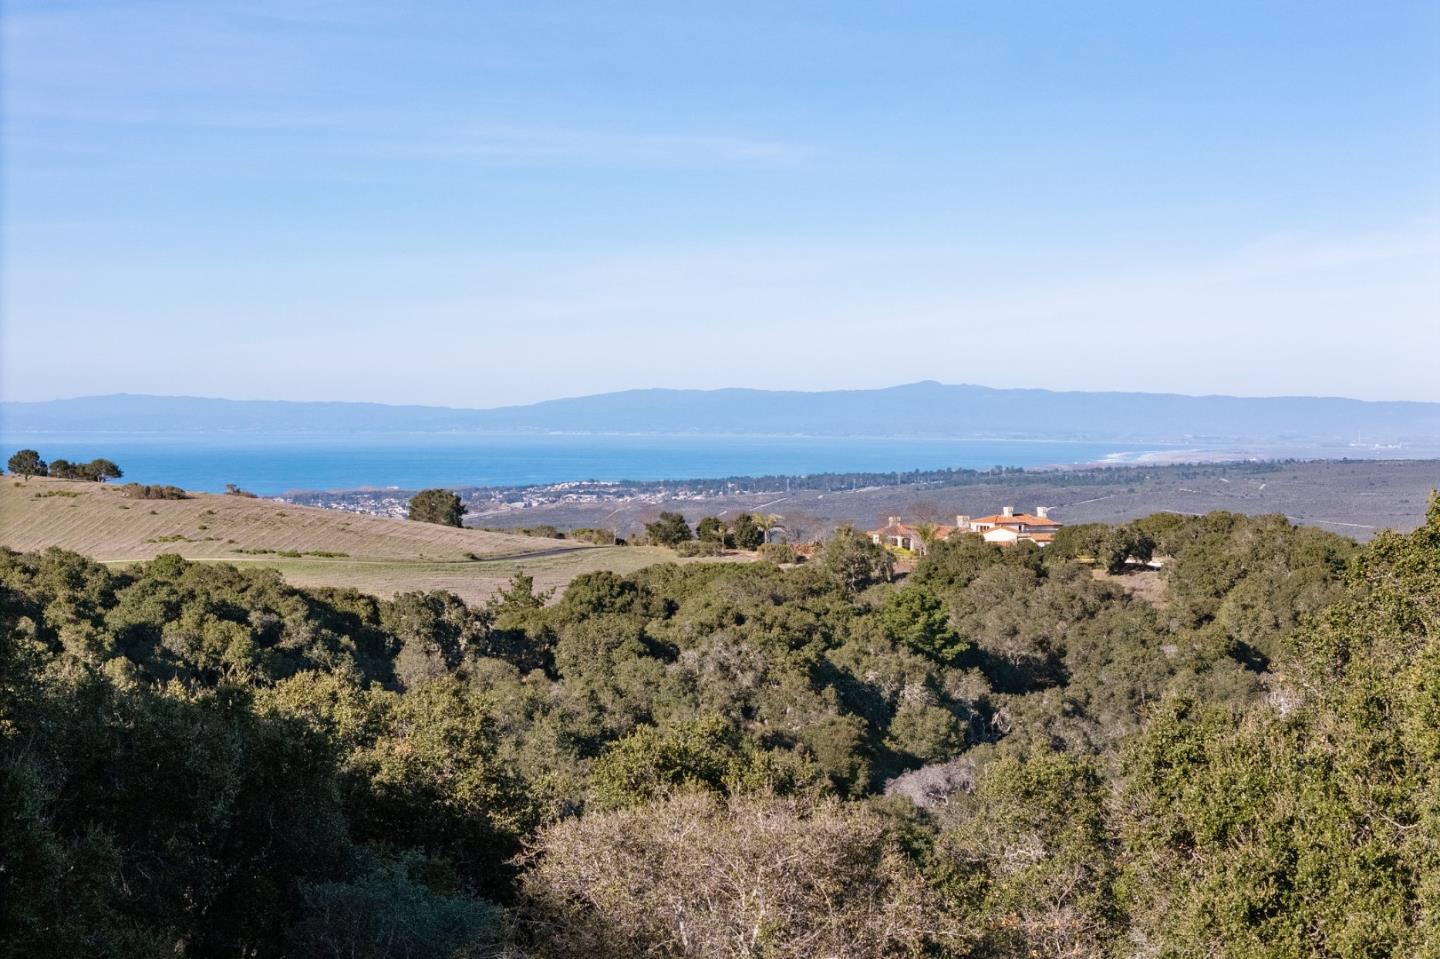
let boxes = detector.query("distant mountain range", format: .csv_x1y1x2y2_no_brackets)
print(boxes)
3,382,1438,446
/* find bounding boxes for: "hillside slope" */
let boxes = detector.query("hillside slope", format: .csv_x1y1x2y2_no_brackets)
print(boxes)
0,478,563,563
0,477,740,604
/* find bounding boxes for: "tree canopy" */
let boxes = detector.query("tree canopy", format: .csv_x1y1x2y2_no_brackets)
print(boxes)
731,512,765,551
7,449,46,479
644,510,693,546
49,457,124,482
407,488,466,527
2,500,1434,957
6,451,123,482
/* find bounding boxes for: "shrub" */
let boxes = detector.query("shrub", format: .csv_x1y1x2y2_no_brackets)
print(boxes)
816,524,893,594
879,586,965,663
122,483,190,500
732,512,765,550
935,753,1119,957
590,716,742,808
644,511,693,546
518,525,564,539
757,542,797,564
674,539,723,557
293,853,503,958
696,515,729,545
570,527,618,545
519,792,964,957
1050,522,1155,573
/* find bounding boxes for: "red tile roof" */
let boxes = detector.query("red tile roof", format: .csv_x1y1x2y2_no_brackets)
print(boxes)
970,513,1061,527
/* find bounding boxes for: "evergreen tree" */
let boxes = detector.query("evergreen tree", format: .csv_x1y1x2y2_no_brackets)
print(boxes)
407,488,466,526
732,513,765,551
7,449,46,480
644,511,693,546
696,516,728,545
86,459,123,482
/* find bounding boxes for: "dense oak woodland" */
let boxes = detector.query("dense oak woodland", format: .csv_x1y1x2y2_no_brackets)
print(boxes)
2,500,1437,957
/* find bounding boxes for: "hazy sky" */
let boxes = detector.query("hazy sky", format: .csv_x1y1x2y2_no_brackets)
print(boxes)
4,1,1439,406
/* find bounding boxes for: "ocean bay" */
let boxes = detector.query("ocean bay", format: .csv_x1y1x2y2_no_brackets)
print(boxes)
0,431,1182,495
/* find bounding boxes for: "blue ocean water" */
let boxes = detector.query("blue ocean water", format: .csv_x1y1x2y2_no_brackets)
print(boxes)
1,431,1181,495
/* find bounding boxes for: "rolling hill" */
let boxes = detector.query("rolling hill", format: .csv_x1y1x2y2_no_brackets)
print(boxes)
0,477,720,604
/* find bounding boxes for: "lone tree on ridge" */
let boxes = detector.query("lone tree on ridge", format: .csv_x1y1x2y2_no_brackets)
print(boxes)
7,449,47,481
408,488,467,527
88,459,123,482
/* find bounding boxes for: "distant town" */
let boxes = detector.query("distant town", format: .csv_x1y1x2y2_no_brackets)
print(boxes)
275,458,1440,544
277,466,1049,523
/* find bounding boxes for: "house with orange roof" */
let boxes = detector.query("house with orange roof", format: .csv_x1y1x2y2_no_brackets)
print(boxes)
967,506,1062,544
867,516,958,553
868,506,1061,552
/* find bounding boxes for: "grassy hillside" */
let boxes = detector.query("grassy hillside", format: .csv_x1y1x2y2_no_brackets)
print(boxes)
236,548,718,606
0,477,717,603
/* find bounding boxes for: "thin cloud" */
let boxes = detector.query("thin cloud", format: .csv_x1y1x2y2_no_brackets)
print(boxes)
4,2,806,170
369,127,807,167
5,108,810,171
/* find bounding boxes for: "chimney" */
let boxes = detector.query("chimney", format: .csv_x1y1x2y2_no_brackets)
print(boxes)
888,516,901,526
1036,506,1049,519
1002,506,1014,517
956,514,970,529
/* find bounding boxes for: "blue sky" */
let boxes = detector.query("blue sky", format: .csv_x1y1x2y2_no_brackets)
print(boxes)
3,0,1438,406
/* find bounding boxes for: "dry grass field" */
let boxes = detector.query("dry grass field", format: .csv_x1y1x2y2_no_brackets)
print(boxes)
0,477,738,605
0,477,567,562
251,547,714,606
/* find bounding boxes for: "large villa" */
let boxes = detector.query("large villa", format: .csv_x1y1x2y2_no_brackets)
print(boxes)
868,506,1062,552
